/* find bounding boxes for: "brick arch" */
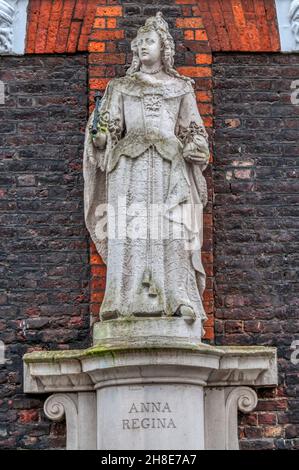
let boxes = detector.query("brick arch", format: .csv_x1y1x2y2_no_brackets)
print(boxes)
195,0,280,52
25,0,98,54
24,0,281,340
25,0,281,55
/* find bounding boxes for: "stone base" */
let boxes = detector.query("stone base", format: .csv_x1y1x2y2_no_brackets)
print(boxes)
93,317,202,348
98,383,204,450
23,318,277,450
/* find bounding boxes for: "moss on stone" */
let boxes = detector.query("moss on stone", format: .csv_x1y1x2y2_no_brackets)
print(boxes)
23,340,275,364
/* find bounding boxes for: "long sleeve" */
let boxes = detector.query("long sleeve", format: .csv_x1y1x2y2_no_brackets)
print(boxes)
90,80,124,171
176,90,210,171
83,79,124,263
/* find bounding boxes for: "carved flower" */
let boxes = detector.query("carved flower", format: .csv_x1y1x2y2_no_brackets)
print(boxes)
178,121,208,146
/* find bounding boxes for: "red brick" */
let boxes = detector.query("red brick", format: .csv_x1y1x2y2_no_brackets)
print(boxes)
176,18,204,28
225,320,244,334
18,410,39,424
196,90,212,102
177,66,212,78
256,399,288,412
203,326,214,340
78,34,89,51
203,213,213,226
198,0,280,52
198,103,213,115
88,42,106,53
175,0,197,4
203,264,213,277
91,292,105,303
35,0,52,53
67,21,81,53
203,290,214,302
107,18,117,28
91,265,106,276
192,6,202,16
184,30,194,40
204,316,214,328
78,0,98,51
73,0,87,20
91,278,106,291
203,116,213,128
263,426,283,438
182,6,192,16
241,413,258,426
96,6,122,17
94,17,106,28
55,0,76,53
91,53,125,65
90,30,124,41
69,316,84,326
196,0,209,11
202,252,213,264
45,0,64,53
195,30,208,41
26,0,41,53
210,0,231,49
90,253,103,264
25,307,41,317
195,53,212,64
104,41,115,52
90,303,100,316
258,412,277,425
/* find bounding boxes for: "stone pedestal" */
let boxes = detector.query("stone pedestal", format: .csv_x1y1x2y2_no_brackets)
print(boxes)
23,318,277,450
97,384,204,450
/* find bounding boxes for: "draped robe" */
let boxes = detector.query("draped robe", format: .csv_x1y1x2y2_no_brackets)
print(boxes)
83,73,210,323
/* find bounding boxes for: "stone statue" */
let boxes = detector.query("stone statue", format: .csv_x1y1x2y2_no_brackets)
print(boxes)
289,0,299,46
83,12,210,329
0,0,15,54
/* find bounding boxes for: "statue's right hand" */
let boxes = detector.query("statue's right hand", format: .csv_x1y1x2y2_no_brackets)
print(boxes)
92,131,107,150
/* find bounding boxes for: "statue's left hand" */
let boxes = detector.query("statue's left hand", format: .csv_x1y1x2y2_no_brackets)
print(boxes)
182,142,209,164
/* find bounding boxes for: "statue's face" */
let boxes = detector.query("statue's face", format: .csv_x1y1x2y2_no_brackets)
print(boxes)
136,30,162,65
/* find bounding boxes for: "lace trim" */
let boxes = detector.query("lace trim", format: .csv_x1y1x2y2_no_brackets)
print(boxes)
107,117,122,145
91,110,122,146
177,121,208,145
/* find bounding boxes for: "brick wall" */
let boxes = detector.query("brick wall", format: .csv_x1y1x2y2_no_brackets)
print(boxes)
0,54,89,449
213,53,299,450
0,0,297,451
22,0,283,348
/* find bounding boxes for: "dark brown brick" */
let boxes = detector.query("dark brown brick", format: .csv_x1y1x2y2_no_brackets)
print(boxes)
213,52,299,451
0,54,90,450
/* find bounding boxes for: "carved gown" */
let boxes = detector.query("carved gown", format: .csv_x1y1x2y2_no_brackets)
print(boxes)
83,73,210,322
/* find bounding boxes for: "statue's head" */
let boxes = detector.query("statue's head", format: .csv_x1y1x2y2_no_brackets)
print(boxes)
289,0,299,45
126,12,192,82
127,12,174,73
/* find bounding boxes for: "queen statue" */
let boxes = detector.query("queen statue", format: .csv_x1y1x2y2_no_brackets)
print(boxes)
83,12,210,330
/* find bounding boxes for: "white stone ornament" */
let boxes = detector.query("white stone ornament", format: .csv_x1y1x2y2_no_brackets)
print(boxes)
0,0,28,55
0,0,15,53
44,393,96,450
275,0,299,52
289,0,299,46
24,339,277,450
